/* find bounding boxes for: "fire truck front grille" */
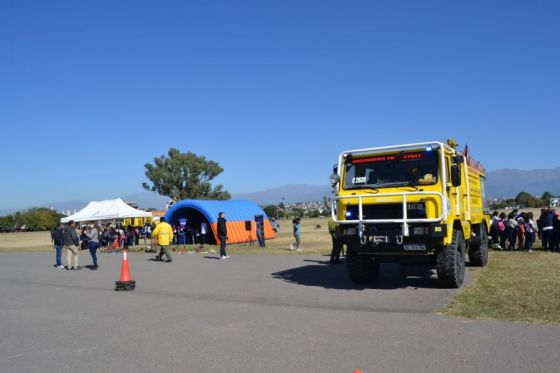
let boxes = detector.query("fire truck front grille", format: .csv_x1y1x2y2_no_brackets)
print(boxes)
346,203,427,220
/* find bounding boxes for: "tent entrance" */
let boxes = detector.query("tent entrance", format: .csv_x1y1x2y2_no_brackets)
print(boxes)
168,207,216,245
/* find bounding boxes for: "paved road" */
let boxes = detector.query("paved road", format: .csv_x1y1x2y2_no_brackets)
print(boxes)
0,252,558,373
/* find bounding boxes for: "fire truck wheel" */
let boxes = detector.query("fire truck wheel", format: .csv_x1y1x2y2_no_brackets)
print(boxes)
468,223,488,267
346,250,379,284
436,229,466,288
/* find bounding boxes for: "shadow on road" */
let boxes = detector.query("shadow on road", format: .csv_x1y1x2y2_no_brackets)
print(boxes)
302,259,333,265
203,256,222,260
146,258,165,262
272,262,445,290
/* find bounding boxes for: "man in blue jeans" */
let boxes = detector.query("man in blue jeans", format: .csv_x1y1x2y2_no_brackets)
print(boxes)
538,209,554,251
217,212,230,259
86,223,101,270
51,223,65,269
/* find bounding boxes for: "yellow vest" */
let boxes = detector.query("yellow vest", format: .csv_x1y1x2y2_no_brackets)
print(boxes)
328,218,338,233
152,222,174,245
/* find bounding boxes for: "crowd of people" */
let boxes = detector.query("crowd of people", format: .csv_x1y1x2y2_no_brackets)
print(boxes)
489,208,560,252
50,213,233,269
48,208,559,274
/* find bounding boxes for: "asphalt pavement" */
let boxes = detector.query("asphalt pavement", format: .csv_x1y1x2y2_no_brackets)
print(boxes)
0,251,559,373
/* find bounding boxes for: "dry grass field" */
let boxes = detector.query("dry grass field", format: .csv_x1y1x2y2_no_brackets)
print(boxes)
0,217,334,255
497,207,550,219
0,231,53,252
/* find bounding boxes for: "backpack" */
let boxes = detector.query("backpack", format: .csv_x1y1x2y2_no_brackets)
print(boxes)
497,220,506,232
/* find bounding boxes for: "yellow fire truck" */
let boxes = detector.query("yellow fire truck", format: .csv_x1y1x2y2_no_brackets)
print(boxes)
330,139,490,288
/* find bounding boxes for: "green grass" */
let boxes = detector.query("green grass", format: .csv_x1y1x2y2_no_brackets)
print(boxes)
444,250,560,324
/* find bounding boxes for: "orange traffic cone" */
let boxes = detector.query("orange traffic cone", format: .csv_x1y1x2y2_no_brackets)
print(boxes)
113,237,120,249
115,250,135,291
353,370,364,373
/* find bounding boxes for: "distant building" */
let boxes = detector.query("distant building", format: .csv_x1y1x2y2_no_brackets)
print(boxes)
550,198,560,208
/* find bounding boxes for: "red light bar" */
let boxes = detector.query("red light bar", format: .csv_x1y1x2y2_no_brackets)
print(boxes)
352,152,425,164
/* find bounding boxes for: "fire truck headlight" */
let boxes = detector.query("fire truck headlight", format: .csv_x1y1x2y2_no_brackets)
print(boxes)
329,173,340,186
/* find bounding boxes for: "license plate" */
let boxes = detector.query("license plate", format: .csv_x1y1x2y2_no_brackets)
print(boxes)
403,244,427,251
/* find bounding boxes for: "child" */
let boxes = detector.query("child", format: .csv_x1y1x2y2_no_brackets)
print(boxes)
505,212,518,250
290,217,302,251
490,211,501,249
516,215,526,250
498,213,507,250
524,212,536,252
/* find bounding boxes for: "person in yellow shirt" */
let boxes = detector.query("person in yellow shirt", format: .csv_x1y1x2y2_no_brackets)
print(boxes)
152,217,174,262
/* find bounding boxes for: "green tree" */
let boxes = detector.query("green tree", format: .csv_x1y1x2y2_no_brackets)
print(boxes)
24,208,60,230
263,205,278,218
0,208,61,231
0,215,14,231
263,205,285,219
308,209,320,218
542,191,553,205
143,148,230,201
515,191,532,207
291,208,304,218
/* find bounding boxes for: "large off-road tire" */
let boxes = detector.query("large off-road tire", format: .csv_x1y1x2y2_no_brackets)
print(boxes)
346,250,379,284
436,229,466,288
468,223,489,267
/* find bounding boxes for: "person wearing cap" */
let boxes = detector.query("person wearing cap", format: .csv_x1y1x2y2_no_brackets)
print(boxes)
63,220,81,270
152,217,174,262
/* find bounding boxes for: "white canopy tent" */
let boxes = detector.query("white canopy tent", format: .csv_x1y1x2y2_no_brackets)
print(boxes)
61,198,152,223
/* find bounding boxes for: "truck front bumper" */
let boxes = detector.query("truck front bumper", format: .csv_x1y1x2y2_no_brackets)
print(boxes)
340,223,447,255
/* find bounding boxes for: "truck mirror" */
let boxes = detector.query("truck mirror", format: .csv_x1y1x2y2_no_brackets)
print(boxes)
451,164,462,186
333,164,338,174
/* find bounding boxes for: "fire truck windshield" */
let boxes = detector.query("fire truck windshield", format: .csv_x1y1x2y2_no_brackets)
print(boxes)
344,150,439,189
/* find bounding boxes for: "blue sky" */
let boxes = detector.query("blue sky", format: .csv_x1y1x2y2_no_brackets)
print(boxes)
1,0,558,209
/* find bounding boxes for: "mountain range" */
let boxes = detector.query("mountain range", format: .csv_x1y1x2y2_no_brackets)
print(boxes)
485,167,560,199
234,168,560,203
1,167,559,215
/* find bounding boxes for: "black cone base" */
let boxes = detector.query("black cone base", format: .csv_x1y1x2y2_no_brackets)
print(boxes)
115,280,136,291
